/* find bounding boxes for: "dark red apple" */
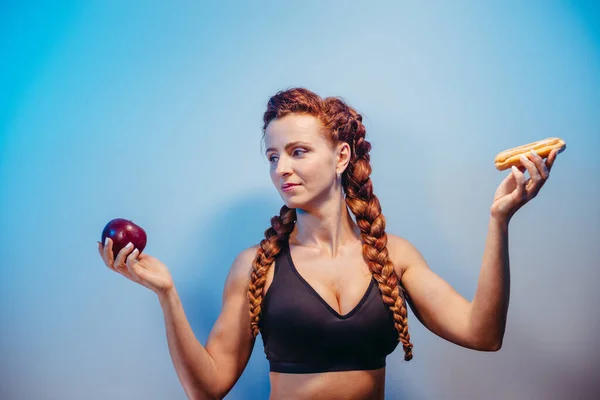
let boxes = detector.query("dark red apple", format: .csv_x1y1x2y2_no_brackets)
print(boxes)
101,218,147,258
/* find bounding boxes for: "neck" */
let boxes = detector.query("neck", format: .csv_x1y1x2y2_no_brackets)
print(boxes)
290,192,360,257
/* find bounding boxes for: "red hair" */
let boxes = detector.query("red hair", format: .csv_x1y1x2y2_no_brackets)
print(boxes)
247,88,413,361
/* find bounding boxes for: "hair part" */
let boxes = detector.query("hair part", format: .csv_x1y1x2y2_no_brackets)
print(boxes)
248,87,413,361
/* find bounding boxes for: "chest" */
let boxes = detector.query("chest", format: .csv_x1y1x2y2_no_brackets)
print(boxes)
260,251,399,359
265,245,373,317
259,243,402,368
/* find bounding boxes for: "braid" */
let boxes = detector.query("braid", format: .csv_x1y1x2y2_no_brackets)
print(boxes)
258,87,413,360
248,205,296,336
249,88,317,337
337,107,414,361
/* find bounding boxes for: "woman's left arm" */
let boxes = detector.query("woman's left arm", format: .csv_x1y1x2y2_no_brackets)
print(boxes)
394,149,560,351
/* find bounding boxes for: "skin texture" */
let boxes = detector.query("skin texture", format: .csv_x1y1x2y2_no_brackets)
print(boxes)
97,111,559,400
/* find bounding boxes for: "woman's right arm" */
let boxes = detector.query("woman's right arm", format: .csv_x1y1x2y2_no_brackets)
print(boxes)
99,240,259,399
158,247,258,399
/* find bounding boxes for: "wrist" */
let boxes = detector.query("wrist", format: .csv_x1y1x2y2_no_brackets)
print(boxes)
158,285,178,307
489,213,510,232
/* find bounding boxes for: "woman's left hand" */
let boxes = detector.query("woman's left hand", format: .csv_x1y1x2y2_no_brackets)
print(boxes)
490,149,560,223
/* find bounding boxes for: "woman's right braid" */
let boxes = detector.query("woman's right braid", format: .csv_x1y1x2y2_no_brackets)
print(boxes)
248,205,296,337
257,87,414,360
343,115,414,361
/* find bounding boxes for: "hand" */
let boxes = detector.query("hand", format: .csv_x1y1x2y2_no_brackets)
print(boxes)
98,238,174,297
490,149,559,223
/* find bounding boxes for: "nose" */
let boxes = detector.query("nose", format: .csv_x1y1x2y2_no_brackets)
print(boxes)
275,154,292,178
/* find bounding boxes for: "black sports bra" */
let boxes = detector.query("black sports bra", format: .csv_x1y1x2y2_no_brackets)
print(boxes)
259,241,399,374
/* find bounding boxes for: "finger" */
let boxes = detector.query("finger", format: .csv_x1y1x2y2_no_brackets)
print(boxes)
546,149,558,173
520,153,541,181
511,166,526,201
527,150,549,180
519,154,541,196
126,248,141,277
512,165,527,187
103,237,114,265
114,242,134,272
101,238,117,270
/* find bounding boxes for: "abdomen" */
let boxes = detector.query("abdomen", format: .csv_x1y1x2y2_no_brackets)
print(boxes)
269,368,386,400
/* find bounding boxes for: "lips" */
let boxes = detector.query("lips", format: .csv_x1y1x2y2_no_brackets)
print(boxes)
281,183,300,192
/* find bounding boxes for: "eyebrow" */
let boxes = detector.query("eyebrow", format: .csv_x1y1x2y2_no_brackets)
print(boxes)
265,141,312,154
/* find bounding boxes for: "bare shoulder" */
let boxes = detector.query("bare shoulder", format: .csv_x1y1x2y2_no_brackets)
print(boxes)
224,245,260,290
230,245,260,274
386,233,430,276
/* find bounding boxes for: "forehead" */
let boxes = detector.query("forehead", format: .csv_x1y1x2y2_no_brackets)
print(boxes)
264,114,328,148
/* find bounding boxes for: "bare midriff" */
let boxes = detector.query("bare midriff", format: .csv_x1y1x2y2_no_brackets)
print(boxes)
268,368,386,400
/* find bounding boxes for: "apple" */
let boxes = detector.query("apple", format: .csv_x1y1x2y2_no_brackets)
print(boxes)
101,218,147,258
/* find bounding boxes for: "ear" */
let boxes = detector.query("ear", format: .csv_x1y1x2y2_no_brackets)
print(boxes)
336,141,352,175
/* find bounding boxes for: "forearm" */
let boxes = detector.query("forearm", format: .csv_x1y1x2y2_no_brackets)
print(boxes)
159,288,222,399
469,216,510,350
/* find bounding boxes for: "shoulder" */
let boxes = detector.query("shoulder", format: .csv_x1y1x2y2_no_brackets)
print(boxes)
232,245,260,269
225,245,260,287
386,233,430,276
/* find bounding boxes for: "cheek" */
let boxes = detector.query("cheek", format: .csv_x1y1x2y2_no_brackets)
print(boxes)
303,159,334,182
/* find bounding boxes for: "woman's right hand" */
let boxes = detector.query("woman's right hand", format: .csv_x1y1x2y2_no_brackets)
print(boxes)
98,238,174,297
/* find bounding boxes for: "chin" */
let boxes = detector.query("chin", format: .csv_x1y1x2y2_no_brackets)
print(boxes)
282,199,302,210
279,194,306,210
279,188,330,212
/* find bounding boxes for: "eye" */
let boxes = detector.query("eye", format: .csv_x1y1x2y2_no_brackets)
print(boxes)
268,154,279,163
292,148,307,157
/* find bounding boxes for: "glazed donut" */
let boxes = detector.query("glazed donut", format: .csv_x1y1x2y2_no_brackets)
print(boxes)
494,137,566,171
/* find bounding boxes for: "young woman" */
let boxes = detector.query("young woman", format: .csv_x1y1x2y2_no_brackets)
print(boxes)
98,88,559,399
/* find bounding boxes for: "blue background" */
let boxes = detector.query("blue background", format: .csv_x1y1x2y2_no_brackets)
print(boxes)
1,1,599,399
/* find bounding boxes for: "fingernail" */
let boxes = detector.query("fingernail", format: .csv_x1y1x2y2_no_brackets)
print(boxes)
125,242,133,248
104,237,109,246
520,154,528,162
530,150,539,157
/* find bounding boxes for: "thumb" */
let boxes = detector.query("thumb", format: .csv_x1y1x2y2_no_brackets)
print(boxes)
511,166,526,198
496,168,516,193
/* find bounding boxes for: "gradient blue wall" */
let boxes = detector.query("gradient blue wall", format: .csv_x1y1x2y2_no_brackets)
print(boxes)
1,1,599,399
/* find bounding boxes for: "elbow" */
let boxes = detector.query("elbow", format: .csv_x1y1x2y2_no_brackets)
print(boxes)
184,387,213,400
468,320,505,352
184,381,228,400
486,339,503,352
466,327,504,351
180,363,232,400
473,335,503,352
487,329,506,351
186,388,223,400
204,382,235,400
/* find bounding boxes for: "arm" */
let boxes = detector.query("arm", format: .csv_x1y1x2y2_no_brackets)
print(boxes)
469,216,510,350
393,148,559,351
158,246,258,399
390,220,508,352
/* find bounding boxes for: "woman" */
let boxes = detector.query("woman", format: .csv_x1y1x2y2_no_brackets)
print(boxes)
98,88,559,399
